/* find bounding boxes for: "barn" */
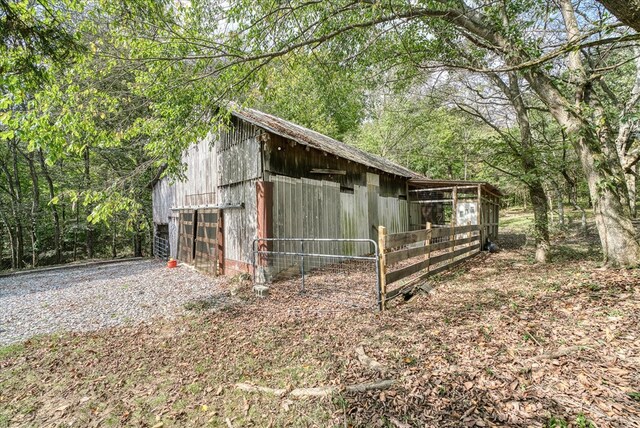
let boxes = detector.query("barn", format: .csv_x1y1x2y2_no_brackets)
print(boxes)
151,106,500,277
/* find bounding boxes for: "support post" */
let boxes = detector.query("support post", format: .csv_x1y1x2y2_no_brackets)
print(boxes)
256,181,273,281
300,240,305,293
378,225,387,311
425,222,432,272
496,196,500,238
216,209,224,275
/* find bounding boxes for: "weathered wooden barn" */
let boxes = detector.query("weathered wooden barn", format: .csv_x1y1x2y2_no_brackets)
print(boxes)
151,106,500,276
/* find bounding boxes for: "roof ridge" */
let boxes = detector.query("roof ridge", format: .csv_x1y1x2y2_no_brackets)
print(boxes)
230,105,421,179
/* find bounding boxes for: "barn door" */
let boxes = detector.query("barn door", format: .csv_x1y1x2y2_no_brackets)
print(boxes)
177,210,195,264
193,208,219,276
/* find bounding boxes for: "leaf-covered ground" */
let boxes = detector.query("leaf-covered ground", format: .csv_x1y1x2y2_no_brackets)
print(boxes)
1,227,639,427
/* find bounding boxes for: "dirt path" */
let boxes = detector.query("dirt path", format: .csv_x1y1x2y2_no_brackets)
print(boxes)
1,237,639,427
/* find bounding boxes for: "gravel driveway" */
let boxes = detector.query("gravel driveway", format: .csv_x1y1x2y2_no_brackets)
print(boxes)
0,259,230,346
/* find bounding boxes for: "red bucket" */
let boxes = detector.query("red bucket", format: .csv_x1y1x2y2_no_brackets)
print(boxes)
167,259,177,268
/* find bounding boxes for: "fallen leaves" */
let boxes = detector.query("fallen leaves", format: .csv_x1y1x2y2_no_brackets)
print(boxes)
355,345,385,371
1,234,640,427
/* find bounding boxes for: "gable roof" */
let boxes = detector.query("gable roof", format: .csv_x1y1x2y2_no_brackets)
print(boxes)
231,106,421,178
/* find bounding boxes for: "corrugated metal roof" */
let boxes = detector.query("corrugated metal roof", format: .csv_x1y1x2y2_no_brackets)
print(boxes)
409,178,502,196
231,106,421,178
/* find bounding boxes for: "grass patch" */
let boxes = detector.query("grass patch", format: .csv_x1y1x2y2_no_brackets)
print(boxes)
0,343,24,360
628,392,640,402
500,211,534,232
550,244,601,263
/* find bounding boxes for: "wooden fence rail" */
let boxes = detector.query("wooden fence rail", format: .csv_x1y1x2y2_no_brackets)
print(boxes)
378,223,481,307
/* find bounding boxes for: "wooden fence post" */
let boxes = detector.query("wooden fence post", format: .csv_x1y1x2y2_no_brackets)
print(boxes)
450,186,458,253
378,225,387,311
425,222,432,272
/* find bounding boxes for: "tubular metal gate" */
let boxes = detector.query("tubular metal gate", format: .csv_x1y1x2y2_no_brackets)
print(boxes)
252,238,382,311
153,235,170,261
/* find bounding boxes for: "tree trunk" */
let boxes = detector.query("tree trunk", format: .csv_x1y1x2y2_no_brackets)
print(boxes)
530,184,550,263
522,65,640,265
38,149,62,264
627,164,637,218
597,0,640,32
0,212,16,269
502,72,551,263
23,151,40,267
84,148,94,259
579,136,640,265
9,141,25,268
112,224,117,258
549,181,565,228
73,202,78,261
134,223,143,257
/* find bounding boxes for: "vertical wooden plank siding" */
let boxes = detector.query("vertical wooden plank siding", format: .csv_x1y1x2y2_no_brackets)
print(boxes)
367,173,380,242
378,197,408,234
269,174,408,263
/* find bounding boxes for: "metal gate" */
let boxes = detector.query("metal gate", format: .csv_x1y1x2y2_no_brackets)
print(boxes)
153,235,170,261
252,238,381,311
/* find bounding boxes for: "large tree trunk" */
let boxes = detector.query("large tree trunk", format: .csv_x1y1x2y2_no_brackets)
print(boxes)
518,0,640,266
504,72,551,263
597,0,640,32
526,75,640,264
578,136,640,265
530,184,550,263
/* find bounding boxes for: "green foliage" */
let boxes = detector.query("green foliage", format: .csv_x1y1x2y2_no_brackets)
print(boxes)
347,96,489,180
251,54,366,140
547,416,568,428
0,0,84,80
575,413,596,428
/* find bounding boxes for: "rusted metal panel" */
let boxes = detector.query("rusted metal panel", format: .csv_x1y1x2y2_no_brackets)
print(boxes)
263,134,407,198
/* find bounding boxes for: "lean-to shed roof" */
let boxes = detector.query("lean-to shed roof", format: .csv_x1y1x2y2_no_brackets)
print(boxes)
231,106,421,178
408,178,502,197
